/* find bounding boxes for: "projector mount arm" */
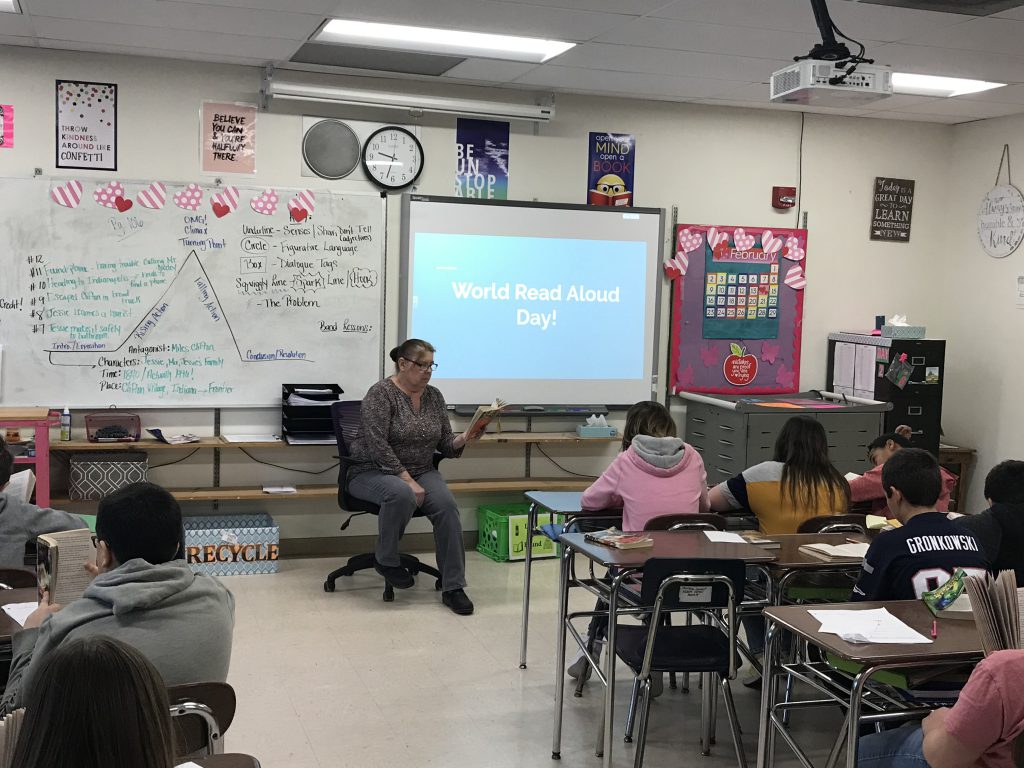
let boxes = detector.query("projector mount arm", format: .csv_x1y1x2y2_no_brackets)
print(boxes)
796,0,873,84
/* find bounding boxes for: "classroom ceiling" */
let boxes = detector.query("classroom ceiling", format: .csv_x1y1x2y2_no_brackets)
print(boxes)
5,0,1024,124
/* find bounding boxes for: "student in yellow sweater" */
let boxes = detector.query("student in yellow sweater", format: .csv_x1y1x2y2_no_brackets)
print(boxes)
709,415,850,682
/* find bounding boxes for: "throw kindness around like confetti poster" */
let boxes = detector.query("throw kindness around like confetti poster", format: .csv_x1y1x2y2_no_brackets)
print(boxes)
665,224,808,394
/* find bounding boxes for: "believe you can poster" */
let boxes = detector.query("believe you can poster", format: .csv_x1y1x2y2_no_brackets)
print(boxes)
455,118,509,199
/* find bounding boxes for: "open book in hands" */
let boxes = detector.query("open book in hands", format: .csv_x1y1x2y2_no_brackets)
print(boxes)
464,398,508,440
37,529,97,606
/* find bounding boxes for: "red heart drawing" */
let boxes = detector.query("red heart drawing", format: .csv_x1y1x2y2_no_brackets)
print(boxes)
212,201,230,218
290,208,308,223
114,196,133,213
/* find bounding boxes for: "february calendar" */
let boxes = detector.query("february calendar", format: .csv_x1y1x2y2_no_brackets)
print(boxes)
666,224,808,395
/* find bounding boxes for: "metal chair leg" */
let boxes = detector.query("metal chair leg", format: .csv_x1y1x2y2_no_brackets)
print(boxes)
682,612,693,693
633,678,654,768
700,672,713,756
669,672,678,690
624,676,641,743
720,678,748,768
710,672,719,745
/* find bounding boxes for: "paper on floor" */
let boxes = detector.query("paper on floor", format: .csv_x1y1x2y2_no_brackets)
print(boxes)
808,608,932,644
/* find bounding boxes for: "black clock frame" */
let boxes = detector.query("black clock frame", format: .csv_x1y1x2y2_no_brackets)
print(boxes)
361,125,424,191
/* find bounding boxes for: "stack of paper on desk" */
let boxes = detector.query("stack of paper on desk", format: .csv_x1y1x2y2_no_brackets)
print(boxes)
809,608,932,644
799,542,870,561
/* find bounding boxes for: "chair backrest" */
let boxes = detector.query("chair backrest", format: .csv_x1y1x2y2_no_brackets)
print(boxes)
797,513,868,535
168,682,236,759
330,400,361,460
637,558,746,610
0,568,36,590
643,513,728,532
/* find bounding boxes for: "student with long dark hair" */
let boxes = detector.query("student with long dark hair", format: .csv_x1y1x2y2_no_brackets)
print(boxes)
709,416,850,682
11,635,176,768
709,415,850,534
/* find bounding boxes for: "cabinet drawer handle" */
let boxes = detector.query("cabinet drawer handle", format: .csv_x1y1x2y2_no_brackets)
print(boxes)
716,467,733,476
719,424,736,432
718,453,733,461
691,417,706,424
691,431,706,438
718,439,734,447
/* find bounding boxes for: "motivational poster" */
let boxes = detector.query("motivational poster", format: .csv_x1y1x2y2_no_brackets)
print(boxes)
870,177,915,242
201,101,257,175
454,118,509,199
587,132,635,207
0,105,12,149
56,80,117,171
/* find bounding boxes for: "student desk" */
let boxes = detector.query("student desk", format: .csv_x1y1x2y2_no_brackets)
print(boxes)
756,601,982,768
759,533,869,603
518,491,622,669
552,530,775,768
0,589,37,643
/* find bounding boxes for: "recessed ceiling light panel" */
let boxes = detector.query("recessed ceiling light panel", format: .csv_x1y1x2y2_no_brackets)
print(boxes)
315,19,575,64
892,73,1006,98
0,0,21,13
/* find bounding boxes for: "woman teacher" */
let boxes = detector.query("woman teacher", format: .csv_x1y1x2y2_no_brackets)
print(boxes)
348,339,480,616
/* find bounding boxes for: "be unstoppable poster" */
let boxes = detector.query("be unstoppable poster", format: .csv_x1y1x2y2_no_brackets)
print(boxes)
455,118,509,199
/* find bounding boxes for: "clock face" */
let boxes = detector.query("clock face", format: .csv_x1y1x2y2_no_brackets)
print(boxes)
362,127,424,191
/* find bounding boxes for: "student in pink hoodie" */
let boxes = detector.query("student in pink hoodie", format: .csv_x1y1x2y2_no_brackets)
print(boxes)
570,401,709,684
580,401,710,529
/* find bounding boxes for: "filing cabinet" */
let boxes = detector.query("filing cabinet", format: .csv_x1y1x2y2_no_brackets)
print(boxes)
680,391,890,482
826,333,945,455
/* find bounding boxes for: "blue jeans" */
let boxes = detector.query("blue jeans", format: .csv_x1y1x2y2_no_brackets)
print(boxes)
858,725,927,767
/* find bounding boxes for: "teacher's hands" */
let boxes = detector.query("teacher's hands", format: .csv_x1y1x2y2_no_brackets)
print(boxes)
406,477,426,507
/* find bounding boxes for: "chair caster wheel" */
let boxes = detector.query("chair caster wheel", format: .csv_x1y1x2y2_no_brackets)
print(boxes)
435,579,442,591
323,580,335,593
551,752,561,760
383,590,395,602
624,737,632,744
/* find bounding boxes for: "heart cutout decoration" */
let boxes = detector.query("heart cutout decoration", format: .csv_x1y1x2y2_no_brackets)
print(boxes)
250,189,279,216
677,228,703,254
782,235,806,261
761,230,784,255
664,251,689,279
137,182,166,210
51,180,83,208
288,190,316,222
173,183,204,212
784,264,806,290
707,227,729,250
93,181,126,210
114,196,133,213
734,228,756,251
210,186,239,218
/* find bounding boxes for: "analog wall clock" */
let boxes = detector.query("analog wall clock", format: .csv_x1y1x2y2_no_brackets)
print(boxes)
361,126,424,191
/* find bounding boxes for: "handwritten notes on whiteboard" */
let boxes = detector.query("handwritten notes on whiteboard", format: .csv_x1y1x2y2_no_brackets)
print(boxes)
0,179,384,407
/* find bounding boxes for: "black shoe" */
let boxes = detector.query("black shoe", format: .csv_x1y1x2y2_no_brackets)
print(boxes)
374,560,414,589
442,588,474,615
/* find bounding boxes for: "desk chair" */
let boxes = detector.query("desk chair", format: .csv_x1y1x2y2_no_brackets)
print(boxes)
798,514,868,535
644,513,728,532
605,558,748,768
322,400,442,602
168,682,236,759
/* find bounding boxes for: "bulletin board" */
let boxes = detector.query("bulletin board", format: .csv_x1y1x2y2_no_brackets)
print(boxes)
666,224,808,394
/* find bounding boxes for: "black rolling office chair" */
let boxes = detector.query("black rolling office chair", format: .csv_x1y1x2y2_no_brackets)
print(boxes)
322,400,443,602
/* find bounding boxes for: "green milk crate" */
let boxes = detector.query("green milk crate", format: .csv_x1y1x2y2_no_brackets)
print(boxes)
476,503,558,562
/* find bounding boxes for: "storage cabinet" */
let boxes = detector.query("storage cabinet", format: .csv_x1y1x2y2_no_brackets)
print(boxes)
680,392,890,480
826,333,945,455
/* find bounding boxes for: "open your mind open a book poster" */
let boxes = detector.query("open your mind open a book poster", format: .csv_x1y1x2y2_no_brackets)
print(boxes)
666,224,808,394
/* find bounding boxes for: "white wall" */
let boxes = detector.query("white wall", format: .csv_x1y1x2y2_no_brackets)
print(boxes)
939,114,1024,511
0,45,958,541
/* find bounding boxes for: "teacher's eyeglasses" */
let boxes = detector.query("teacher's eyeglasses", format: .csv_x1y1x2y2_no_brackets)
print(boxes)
403,357,438,372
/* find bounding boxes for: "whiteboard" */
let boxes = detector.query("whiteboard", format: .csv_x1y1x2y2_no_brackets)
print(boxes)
0,178,384,407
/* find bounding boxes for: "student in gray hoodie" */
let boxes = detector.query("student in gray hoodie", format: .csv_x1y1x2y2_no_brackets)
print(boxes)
0,439,87,568
1,482,234,715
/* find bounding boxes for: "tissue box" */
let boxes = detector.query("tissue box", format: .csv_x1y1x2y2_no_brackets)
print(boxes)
576,424,618,438
881,324,926,339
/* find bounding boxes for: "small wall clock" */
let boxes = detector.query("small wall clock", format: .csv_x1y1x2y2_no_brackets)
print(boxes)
361,126,424,191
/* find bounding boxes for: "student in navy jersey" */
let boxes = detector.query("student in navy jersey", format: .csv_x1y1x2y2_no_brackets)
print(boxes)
852,448,989,602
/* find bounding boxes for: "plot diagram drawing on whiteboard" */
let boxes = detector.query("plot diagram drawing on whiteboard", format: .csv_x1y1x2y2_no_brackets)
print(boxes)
1,178,384,407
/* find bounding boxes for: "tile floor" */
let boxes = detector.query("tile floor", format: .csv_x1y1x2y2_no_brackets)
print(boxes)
225,552,846,768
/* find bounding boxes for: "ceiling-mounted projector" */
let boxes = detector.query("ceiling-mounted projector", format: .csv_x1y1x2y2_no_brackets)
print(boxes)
770,0,893,107
771,60,893,106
